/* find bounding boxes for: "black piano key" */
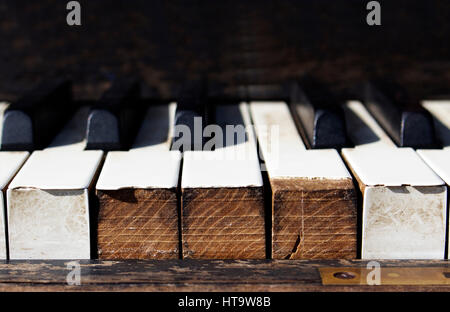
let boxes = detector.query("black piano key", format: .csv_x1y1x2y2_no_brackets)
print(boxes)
172,80,211,152
289,78,349,149
85,78,144,151
363,80,438,149
1,79,73,151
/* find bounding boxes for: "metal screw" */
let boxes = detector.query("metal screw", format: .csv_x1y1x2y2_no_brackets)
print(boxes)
333,271,356,279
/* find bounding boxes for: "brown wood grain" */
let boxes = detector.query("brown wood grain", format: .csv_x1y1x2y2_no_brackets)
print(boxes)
0,259,448,292
96,188,179,259
271,178,357,260
181,187,266,259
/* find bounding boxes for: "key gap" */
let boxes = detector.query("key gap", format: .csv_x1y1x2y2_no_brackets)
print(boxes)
88,152,107,260
247,105,271,259
339,158,363,260
177,155,184,260
261,169,272,260
445,191,449,260
288,101,313,150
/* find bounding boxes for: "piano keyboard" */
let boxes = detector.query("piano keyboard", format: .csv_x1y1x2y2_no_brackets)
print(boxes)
0,79,449,260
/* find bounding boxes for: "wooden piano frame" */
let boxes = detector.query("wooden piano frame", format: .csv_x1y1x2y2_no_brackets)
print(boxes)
0,259,448,292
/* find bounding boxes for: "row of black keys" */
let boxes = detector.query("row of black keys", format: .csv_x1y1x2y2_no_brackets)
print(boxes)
0,77,438,151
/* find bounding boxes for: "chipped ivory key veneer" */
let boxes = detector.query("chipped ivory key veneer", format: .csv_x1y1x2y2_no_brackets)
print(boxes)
342,101,447,259
7,150,103,259
0,152,29,259
250,101,357,260
95,103,181,259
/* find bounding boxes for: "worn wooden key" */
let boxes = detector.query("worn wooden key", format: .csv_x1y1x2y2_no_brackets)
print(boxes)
181,103,265,259
95,103,181,259
250,101,357,259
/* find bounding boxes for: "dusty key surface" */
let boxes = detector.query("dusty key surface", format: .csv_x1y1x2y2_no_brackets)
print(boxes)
342,101,446,259
7,150,103,259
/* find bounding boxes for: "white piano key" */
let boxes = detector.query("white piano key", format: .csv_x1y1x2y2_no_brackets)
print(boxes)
250,101,351,180
343,148,443,186
181,103,262,189
181,103,261,188
7,150,103,259
181,103,265,259
97,103,179,190
250,101,357,259
342,101,447,259
95,103,181,259
0,152,29,259
96,151,180,190
417,149,450,187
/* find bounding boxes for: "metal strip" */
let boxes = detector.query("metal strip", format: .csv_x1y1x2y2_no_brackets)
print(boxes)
320,267,450,285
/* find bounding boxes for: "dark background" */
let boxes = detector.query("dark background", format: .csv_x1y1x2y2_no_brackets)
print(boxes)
1,0,450,101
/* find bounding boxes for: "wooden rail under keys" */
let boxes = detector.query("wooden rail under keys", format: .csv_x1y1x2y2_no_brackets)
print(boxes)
0,260,448,292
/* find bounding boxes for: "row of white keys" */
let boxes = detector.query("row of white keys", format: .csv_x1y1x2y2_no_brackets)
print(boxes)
2,99,449,260
342,101,447,259
95,103,181,259
249,102,356,259
6,103,181,259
